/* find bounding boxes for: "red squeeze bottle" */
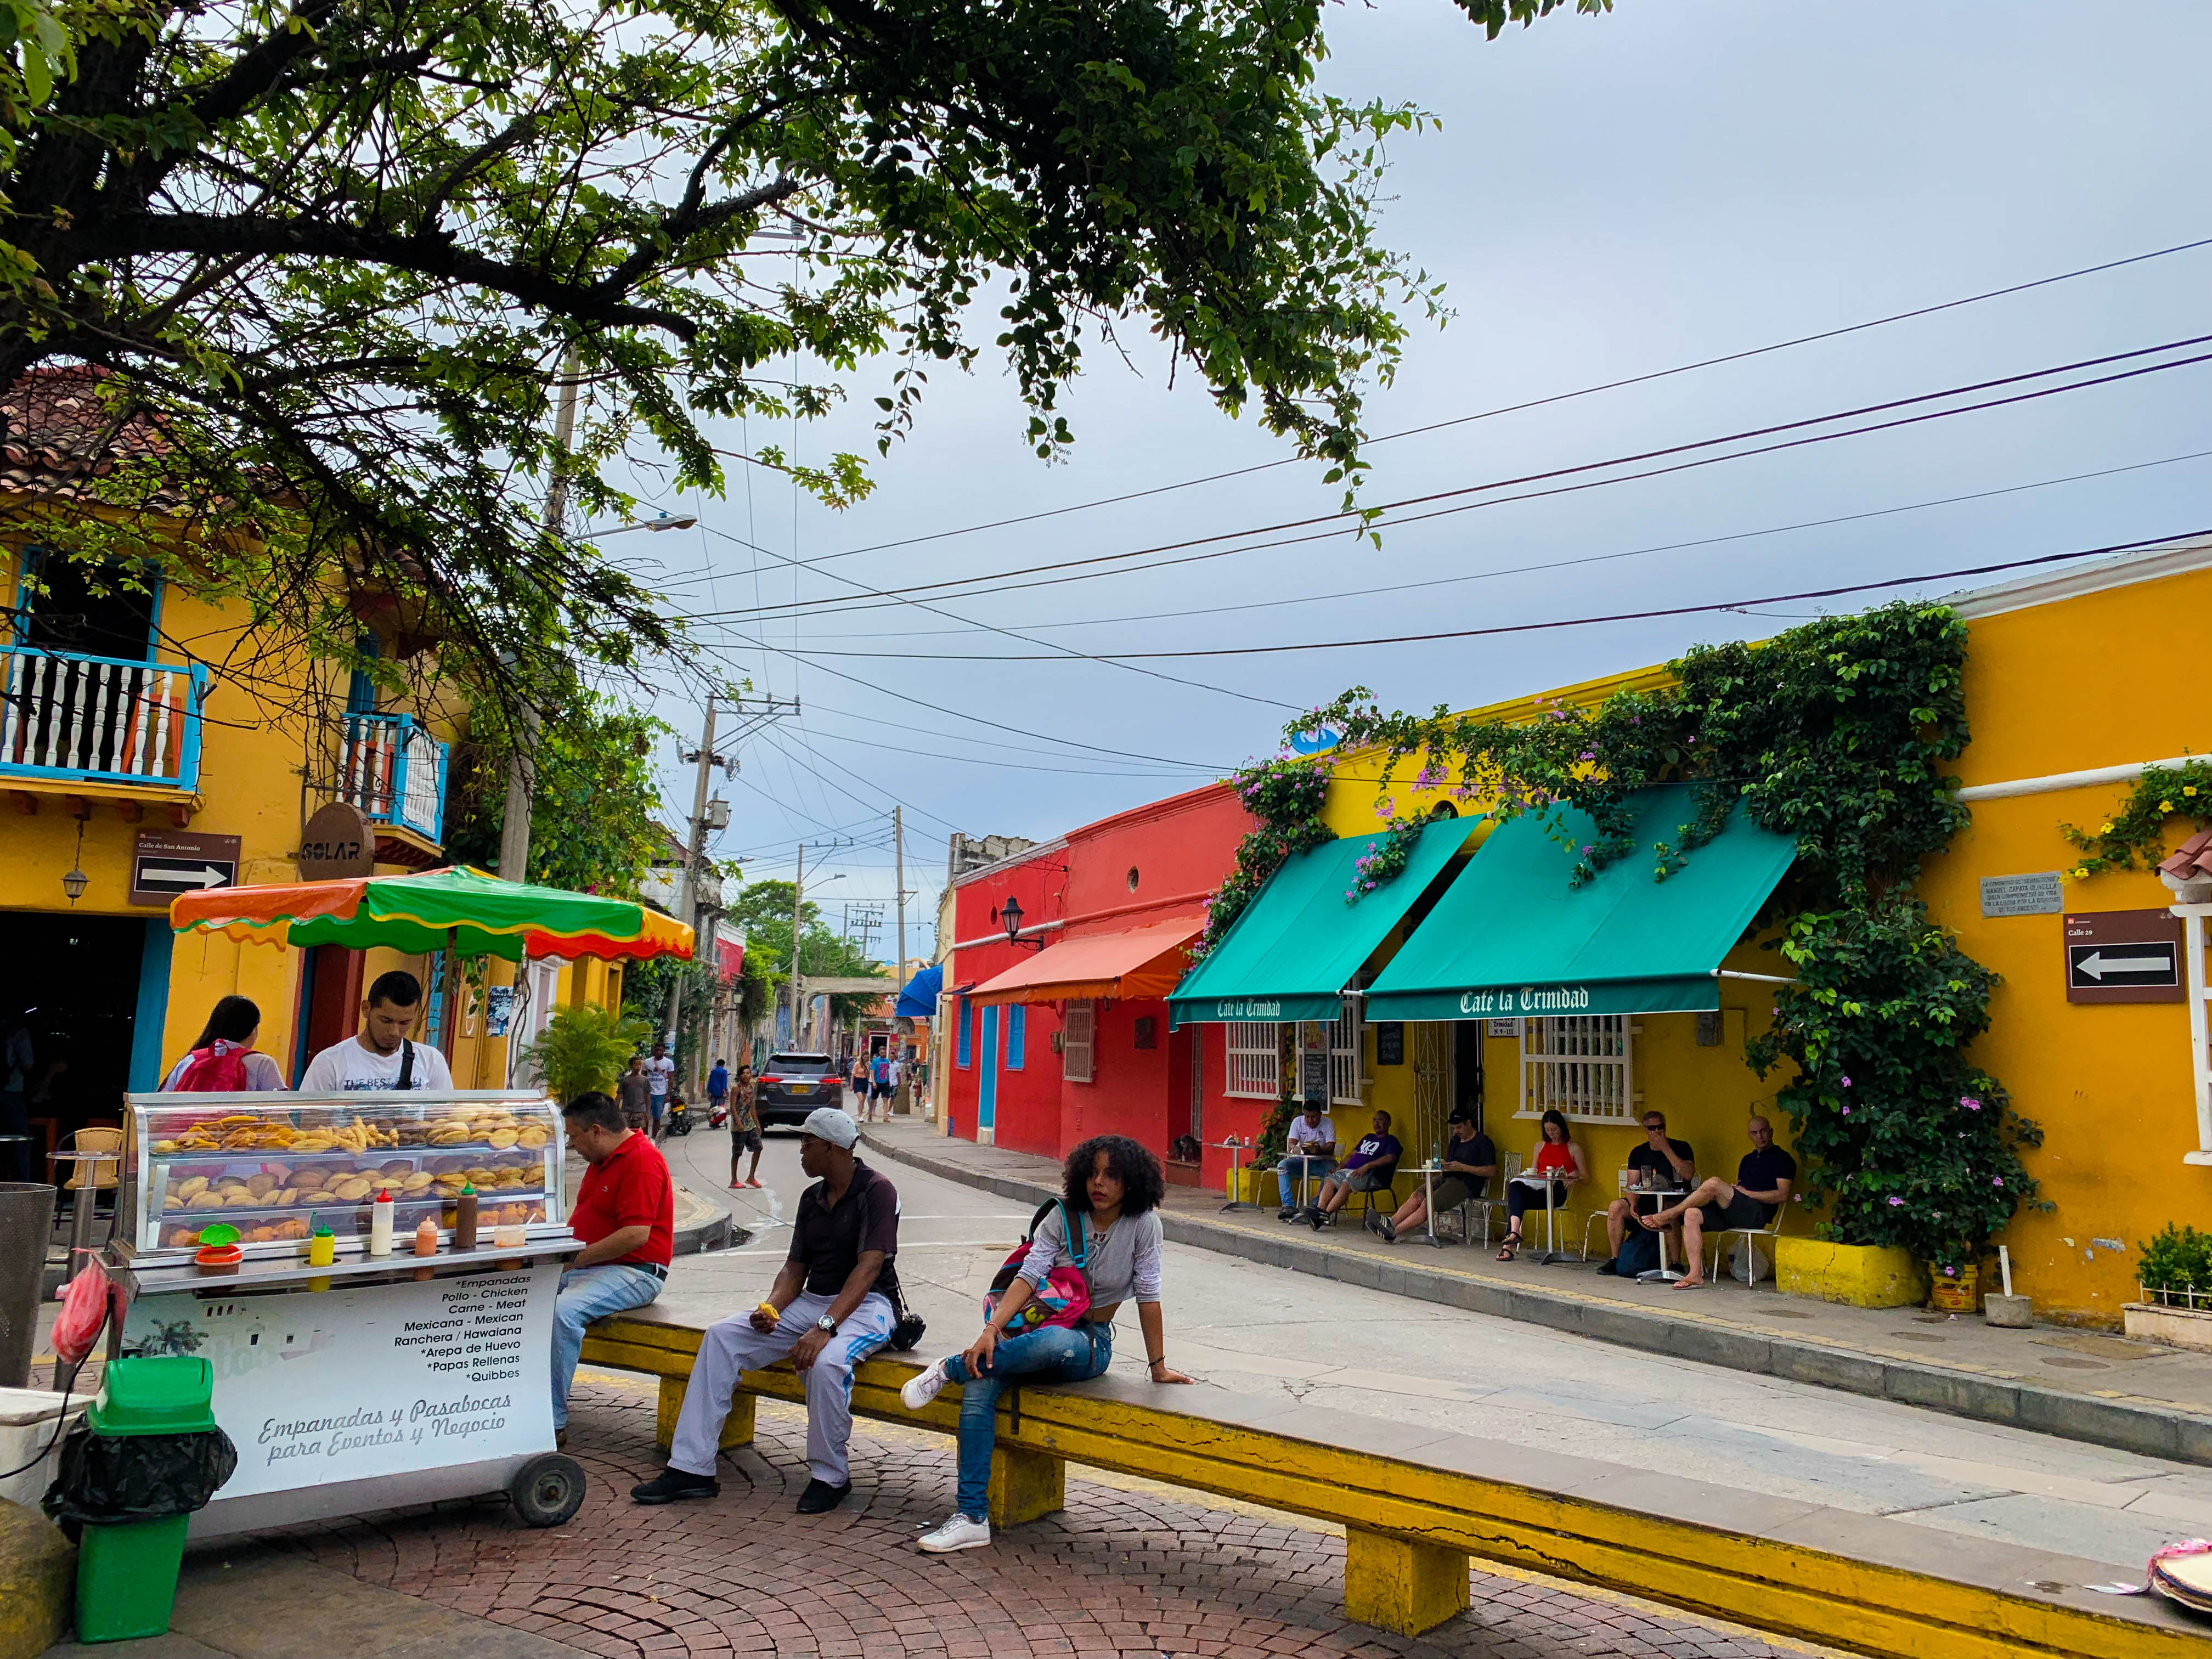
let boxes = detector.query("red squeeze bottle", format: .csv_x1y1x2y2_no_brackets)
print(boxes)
453,1184,479,1252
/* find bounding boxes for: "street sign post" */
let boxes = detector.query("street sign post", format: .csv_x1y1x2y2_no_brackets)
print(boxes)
2063,910,2185,1003
130,830,241,906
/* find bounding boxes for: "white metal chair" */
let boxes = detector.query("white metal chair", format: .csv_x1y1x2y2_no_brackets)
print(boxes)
1703,1204,1790,1286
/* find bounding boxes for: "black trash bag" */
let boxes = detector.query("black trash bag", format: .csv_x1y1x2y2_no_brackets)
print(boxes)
42,1421,238,1530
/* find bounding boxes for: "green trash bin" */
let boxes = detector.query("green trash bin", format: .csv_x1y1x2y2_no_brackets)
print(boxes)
72,1356,218,1644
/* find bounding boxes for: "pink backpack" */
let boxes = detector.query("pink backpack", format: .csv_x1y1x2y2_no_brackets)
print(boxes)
172,1040,252,1092
985,1200,1093,1333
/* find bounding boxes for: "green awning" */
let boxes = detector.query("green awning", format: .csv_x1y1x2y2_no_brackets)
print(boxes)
1169,817,1475,1026
1364,785,1797,1022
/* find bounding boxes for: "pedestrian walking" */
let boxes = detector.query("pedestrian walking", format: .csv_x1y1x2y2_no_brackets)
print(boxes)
849,1054,868,1109
631,1107,901,1514
161,996,287,1091
551,1091,672,1447
727,1063,763,1189
298,970,454,1090
644,1040,675,1137
903,1134,1194,1553
707,1057,729,1122
867,1050,892,1122
616,1054,652,1132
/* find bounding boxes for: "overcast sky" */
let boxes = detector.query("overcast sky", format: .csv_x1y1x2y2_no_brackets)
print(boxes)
608,0,2212,956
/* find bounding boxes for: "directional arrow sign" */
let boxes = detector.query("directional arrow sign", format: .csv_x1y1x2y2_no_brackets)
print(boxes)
2063,910,2185,1003
2071,947,2176,981
131,830,241,907
138,863,232,891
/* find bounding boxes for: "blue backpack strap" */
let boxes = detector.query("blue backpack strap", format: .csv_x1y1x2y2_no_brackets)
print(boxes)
1058,1199,1088,1268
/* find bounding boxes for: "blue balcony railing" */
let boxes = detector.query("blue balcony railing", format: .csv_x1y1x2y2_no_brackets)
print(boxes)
0,643,206,790
340,712,448,844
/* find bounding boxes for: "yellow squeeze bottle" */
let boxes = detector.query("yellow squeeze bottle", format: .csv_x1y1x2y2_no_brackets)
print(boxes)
306,1224,335,1291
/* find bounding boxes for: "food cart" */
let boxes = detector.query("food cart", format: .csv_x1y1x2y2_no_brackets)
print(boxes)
99,867,692,1537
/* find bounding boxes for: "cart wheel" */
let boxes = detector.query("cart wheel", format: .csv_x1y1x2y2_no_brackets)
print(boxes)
510,1453,586,1527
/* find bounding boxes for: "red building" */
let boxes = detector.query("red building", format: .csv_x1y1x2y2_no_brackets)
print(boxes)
944,783,1261,1183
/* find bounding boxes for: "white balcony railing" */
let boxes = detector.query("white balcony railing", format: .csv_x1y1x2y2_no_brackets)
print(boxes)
0,645,205,788
339,712,448,843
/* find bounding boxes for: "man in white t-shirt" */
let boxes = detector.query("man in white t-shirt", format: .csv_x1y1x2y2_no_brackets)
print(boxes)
643,1042,676,1136
1274,1099,1336,1220
298,969,455,1091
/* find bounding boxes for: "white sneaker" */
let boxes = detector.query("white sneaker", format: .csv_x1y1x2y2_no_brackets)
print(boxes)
900,1357,951,1410
917,1513,991,1553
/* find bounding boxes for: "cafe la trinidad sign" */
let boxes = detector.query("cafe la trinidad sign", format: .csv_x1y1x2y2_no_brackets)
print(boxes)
1365,974,1723,1022
1458,985,1593,1015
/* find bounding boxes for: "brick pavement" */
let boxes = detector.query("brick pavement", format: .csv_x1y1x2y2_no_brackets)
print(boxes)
244,1375,1840,1659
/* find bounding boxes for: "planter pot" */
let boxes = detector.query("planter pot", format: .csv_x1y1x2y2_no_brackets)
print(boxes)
1774,1237,1928,1308
2123,1301,2212,1352
1928,1262,1980,1313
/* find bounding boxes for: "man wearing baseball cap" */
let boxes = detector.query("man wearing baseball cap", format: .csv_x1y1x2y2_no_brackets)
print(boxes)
630,1107,902,1514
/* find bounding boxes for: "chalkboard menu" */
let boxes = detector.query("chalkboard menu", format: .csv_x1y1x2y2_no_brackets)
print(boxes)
1299,1051,1329,1102
1374,1023,1404,1065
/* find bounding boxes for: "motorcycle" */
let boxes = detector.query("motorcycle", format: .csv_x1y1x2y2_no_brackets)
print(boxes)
663,1096,694,1137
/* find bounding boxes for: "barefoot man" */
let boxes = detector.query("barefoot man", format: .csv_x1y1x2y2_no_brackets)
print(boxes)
1640,1117,1795,1289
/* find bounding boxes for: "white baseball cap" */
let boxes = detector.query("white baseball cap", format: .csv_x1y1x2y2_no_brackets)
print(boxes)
801,1107,859,1149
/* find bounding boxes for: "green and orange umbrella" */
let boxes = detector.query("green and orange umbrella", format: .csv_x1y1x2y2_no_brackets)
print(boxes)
170,865,693,963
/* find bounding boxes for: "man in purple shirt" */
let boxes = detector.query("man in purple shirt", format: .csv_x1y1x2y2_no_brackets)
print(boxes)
1304,1109,1402,1230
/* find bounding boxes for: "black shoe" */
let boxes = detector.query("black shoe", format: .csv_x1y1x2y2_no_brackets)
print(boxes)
1380,1218,1397,1244
1595,1257,1619,1277
796,1477,852,1514
630,1467,719,1504
1278,1205,1297,1221
1307,1208,1328,1231
1362,1211,1385,1236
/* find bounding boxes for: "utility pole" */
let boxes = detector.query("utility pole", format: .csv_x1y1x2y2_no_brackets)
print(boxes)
499,345,580,885
789,843,806,1049
664,697,720,1061
894,805,909,998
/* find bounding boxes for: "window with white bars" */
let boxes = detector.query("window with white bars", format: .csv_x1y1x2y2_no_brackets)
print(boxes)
1062,1000,1096,1084
1224,1022,1279,1099
1329,996,1364,1107
1518,1015,1635,1123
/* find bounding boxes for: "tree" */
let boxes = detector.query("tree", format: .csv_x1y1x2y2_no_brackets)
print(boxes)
0,0,1607,732
727,879,887,1027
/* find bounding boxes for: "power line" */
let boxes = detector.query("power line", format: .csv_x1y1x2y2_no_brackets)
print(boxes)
799,697,1211,772
763,529,2210,661
686,331,2212,624
726,448,2212,642
753,232,2212,572
792,720,1220,777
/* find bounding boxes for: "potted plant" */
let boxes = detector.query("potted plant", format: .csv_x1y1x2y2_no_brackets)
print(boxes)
2125,1225,2212,1350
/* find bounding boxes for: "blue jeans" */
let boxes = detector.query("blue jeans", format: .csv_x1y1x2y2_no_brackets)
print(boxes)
552,1263,664,1429
648,1094,666,1131
1277,1155,1335,1209
943,1322,1113,1521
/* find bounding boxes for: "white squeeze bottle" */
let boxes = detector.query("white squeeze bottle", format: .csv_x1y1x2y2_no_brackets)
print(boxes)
368,1188,396,1256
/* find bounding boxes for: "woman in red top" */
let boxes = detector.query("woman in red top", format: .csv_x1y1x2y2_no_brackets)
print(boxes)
1498,1108,1587,1261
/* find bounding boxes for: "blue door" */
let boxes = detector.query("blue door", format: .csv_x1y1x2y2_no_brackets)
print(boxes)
979,1005,1001,1135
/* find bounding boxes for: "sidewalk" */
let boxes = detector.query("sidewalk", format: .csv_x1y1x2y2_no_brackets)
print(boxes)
861,1121,2212,1468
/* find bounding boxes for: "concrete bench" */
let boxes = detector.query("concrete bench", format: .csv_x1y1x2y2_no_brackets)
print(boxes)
582,1297,2212,1657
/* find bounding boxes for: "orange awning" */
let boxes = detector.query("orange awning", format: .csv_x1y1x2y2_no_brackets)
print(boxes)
967,917,1202,1005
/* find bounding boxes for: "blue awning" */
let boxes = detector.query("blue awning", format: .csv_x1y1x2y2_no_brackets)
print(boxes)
895,962,943,1019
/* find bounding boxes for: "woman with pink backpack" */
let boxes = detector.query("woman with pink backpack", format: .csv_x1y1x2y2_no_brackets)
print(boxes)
901,1133,1193,1553
160,996,287,1092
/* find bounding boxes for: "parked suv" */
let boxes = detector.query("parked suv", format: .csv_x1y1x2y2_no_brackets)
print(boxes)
755,1052,840,1126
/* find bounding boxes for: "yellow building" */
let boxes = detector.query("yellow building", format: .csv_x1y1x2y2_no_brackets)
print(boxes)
1276,537,2211,1325
0,368,618,1164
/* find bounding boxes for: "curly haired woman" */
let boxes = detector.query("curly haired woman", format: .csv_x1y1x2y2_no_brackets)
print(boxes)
901,1133,1194,1552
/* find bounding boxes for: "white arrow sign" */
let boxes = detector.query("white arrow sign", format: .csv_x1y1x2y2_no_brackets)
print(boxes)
139,862,230,889
2075,949,2172,980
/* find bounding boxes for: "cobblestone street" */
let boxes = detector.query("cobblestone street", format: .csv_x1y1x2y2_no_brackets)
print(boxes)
246,1376,1836,1659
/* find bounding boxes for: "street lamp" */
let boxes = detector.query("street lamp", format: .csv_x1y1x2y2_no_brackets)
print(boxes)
589,511,699,537
1000,895,1043,950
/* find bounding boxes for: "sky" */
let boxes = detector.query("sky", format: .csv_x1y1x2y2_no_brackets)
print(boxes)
601,0,2212,957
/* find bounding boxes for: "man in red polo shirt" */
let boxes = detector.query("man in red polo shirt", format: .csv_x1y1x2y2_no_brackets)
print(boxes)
554,1090,674,1444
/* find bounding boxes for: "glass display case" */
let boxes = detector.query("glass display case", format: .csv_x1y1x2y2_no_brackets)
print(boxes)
125,1091,566,1261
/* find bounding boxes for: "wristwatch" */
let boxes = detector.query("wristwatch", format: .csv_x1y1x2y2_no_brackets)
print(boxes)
815,1314,839,1335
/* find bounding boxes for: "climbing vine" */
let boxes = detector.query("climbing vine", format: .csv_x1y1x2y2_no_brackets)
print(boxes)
1210,601,2041,1271
2059,758,2212,878
1191,757,1334,960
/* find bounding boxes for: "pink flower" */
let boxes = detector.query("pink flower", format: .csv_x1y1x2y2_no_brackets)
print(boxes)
1992,1176,2004,1187
1581,845,1593,856
1839,1076,1851,1087
1887,1196,1904,1207
1842,1106,1850,1115
1959,1096,1981,1111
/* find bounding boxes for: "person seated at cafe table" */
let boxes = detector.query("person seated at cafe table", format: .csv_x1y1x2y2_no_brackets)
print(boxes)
1497,1109,1587,1261
1596,1111,1696,1276
1305,1109,1402,1230
1275,1099,1338,1220
1370,1107,1495,1244
1639,1116,1797,1289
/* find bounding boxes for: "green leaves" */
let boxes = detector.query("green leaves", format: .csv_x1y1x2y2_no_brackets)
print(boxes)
2059,757,2212,880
